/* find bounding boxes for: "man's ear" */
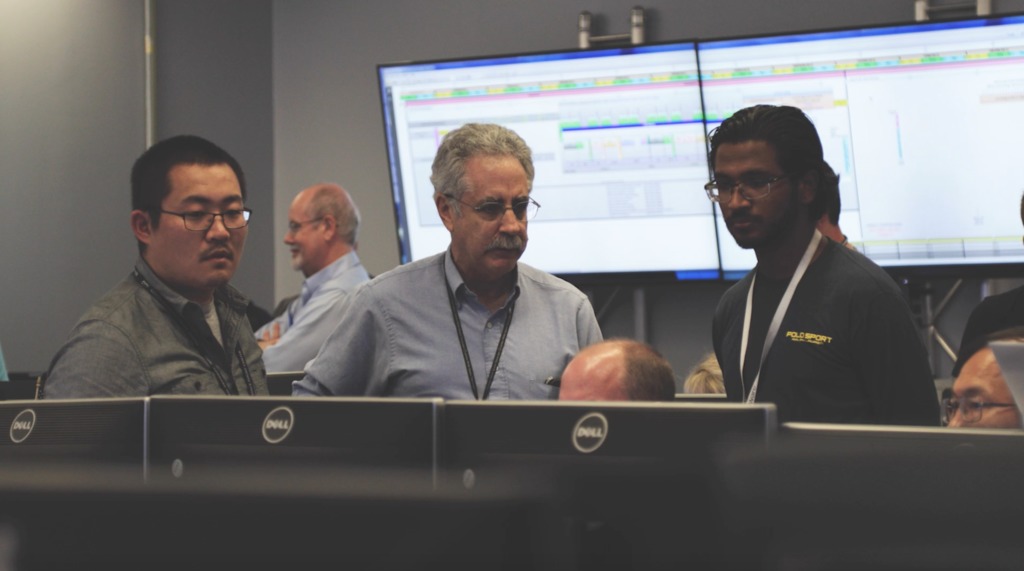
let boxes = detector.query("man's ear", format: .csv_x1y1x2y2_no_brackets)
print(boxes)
435,194,456,232
321,215,337,241
796,170,818,207
130,210,154,246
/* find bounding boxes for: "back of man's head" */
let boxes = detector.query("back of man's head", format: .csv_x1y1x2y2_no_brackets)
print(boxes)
823,173,842,226
815,169,847,242
429,123,534,203
559,339,675,402
287,183,360,278
708,104,834,220
131,135,246,250
623,341,677,401
305,183,360,246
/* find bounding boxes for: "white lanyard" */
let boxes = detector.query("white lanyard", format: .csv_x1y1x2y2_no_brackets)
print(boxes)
740,230,822,403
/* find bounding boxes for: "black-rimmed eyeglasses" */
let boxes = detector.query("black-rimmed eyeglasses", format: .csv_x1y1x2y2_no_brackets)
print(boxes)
705,174,788,203
160,208,252,231
445,195,540,221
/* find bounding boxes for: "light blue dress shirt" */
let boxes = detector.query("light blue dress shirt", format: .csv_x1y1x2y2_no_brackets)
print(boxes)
255,251,370,372
293,250,603,399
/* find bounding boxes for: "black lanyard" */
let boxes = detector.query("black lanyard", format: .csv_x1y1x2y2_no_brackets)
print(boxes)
443,267,516,401
132,269,257,396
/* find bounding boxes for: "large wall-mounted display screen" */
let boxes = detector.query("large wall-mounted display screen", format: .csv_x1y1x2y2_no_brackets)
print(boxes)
378,42,720,280
380,14,1024,283
699,15,1024,278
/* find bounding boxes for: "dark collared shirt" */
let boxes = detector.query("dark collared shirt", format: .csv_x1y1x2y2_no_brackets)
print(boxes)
45,258,268,398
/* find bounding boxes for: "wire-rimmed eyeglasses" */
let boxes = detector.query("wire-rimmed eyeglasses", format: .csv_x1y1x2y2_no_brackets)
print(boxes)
287,217,324,235
445,195,540,221
704,174,788,203
941,396,1018,425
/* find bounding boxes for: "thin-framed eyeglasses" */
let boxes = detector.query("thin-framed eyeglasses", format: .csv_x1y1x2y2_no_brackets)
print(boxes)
941,396,1018,425
704,174,789,203
444,195,540,221
287,217,325,235
160,208,252,231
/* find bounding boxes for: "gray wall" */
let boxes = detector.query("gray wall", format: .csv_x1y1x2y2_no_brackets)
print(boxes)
0,0,145,373
154,0,275,311
0,0,275,373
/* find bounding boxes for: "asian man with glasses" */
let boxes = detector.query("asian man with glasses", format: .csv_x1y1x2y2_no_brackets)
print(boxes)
945,327,1024,429
45,135,268,398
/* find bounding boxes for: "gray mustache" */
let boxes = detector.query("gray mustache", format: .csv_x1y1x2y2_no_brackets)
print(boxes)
486,234,524,252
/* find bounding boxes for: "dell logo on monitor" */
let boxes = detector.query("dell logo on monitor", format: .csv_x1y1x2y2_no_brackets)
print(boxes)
261,406,295,444
572,412,608,454
10,409,36,444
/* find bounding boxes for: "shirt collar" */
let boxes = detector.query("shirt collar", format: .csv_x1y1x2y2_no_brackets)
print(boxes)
134,257,246,313
443,248,467,296
443,248,521,308
304,251,359,298
135,257,192,315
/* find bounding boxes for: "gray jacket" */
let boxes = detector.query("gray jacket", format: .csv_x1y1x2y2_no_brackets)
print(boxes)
45,259,268,398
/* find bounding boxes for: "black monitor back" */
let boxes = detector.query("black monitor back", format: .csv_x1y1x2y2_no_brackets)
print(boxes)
442,400,776,475
441,401,777,571
147,396,441,483
780,421,1024,452
0,398,146,472
0,375,42,400
717,423,1024,570
0,463,570,571
265,370,303,396
674,392,727,402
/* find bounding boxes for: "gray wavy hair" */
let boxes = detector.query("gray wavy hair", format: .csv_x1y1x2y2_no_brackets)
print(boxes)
429,123,534,212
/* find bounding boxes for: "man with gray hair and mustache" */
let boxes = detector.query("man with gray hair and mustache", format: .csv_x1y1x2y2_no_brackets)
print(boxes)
294,123,602,399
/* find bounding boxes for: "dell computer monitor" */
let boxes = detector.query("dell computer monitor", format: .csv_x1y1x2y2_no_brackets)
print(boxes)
699,14,1024,279
147,396,442,483
378,41,719,282
441,400,776,569
718,420,1024,569
0,398,147,473
0,462,569,571
441,400,776,485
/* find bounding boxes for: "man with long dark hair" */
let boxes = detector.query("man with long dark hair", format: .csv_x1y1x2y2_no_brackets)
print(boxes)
708,105,937,424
